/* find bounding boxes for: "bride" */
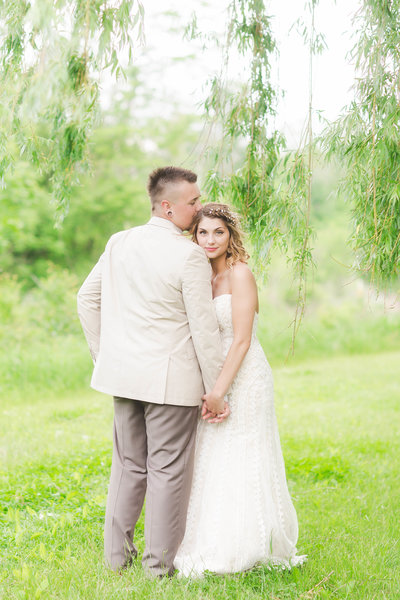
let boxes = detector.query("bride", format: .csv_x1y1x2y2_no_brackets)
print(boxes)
174,203,307,577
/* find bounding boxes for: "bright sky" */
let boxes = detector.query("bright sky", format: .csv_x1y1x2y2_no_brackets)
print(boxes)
108,0,361,147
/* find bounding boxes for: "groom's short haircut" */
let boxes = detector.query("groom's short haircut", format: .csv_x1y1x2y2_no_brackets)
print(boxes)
147,166,197,208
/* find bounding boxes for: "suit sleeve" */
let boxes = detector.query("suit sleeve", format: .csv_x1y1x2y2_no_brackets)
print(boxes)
182,245,224,394
77,252,104,362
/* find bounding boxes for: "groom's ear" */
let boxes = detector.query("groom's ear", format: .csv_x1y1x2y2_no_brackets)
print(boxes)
160,199,171,211
161,199,176,214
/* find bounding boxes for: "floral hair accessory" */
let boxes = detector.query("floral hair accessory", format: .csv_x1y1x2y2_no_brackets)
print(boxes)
202,204,238,226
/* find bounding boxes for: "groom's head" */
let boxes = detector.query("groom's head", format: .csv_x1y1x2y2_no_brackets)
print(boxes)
147,166,202,231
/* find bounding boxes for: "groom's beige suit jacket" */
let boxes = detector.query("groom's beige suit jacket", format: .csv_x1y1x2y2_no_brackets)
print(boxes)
77,216,223,406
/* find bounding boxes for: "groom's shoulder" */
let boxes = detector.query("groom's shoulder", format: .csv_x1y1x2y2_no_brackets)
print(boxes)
153,230,207,268
104,225,205,260
181,240,210,274
105,224,145,245
184,239,206,258
172,235,205,258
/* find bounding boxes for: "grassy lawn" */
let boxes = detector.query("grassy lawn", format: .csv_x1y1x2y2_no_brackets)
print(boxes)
0,351,399,599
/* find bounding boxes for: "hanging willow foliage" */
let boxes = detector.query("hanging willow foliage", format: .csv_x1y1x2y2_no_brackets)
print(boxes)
200,0,283,246
0,0,144,216
323,0,400,286
277,0,325,349
194,0,320,350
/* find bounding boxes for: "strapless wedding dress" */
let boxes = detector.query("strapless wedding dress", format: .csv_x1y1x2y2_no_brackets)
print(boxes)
174,294,306,577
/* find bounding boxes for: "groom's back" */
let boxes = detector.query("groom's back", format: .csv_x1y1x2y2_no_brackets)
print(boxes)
89,218,216,406
101,221,198,347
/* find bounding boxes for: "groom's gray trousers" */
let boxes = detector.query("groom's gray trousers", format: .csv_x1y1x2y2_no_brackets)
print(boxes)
104,396,198,575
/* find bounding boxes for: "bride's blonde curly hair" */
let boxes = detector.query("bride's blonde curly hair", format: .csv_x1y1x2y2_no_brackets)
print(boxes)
191,203,250,269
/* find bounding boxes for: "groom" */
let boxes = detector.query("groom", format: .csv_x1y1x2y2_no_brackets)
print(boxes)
77,166,226,576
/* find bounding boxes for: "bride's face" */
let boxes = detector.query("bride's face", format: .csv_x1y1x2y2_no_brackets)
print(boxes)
196,217,230,260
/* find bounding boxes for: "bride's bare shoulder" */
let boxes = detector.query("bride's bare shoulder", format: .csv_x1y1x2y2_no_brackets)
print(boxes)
231,261,255,282
230,262,257,294
230,262,258,311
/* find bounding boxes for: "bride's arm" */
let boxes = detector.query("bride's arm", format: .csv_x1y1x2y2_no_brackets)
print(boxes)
202,262,258,420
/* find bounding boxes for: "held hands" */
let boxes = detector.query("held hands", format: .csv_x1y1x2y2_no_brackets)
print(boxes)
201,391,230,424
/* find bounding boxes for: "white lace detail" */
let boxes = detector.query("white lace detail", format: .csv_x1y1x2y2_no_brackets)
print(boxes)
175,294,307,577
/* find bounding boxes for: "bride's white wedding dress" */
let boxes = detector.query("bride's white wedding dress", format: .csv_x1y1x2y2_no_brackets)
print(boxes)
174,294,306,577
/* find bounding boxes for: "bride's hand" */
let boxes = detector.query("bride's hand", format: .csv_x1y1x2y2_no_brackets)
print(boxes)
206,400,230,424
201,392,229,422
201,391,224,417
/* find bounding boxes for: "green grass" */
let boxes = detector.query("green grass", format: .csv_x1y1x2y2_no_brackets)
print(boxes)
1,352,399,599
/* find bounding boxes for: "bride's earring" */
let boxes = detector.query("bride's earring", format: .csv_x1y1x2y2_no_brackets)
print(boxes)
167,210,173,217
